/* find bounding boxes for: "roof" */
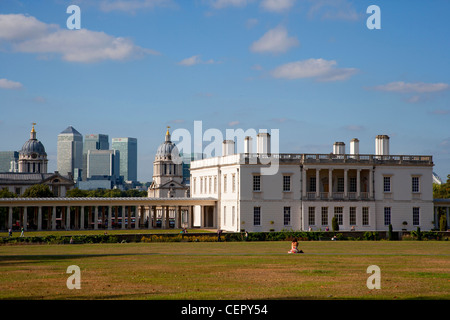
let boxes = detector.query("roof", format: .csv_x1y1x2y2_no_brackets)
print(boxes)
60,126,82,135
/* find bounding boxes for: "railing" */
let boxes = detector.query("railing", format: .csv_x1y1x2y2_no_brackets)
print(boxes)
235,153,433,165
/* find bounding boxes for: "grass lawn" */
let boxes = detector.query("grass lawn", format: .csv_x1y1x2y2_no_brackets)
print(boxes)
0,241,449,300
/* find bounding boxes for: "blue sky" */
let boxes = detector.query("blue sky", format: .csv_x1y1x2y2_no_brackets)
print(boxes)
0,0,449,182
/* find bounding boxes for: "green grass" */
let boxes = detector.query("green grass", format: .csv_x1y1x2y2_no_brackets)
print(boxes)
0,241,449,300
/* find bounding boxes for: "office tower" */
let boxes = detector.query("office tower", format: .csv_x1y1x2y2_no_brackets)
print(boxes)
0,151,19,172
57,126,83,179
112,137,137,182
87,149,120,180
82,134,109,181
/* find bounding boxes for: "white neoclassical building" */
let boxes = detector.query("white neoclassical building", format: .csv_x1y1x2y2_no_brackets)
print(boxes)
190,133,434,233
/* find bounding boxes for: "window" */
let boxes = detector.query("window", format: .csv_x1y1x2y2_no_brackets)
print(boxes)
337,178,344,192
349,177,357,193
200,177,203,194
209,177,212,194
362,207,369,226
232,206,235,227
223,206,226,225
334,207,343,225
253,207,261,226
309,177,316,192
413,207,420,226
214,176,217,193
384,207,391,225
349,207,356,226
308,207,315,226
412,177,420,193
284,207,291,226
232,174,236,193
321,207,328,226
253,175,261,192
383,176,391,192
223,174,227,193
283,175,291,192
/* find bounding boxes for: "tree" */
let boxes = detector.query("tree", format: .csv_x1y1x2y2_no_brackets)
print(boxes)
433,174,450,199
440,214,447,231
0,188,17,198
66,188,89,198
331,216,339,232
22,184,54,198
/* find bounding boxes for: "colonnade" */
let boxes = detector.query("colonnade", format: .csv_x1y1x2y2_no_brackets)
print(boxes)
0,198,217,232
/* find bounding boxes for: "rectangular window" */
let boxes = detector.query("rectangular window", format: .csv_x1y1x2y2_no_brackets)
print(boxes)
349,177,357,193
412,177,420,193
309,177,316,192
200,177,203,194
223,206,226,225
334,207,343,225
193,178,196,194
253,175,261,192
308,207,315,226
349,207,356,226
383,176,391,192
321,207,328,226
384,207,391,225
362,207,369,226
232,206,235,227
413,207,420,226
232,174,236,193
337,178,344,192
283,175,291,192
209,177,212,194
214,176,217,193
223,174,227,193
253,207,261,226
283,207,291,226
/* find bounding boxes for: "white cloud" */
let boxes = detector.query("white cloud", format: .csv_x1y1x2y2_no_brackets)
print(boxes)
260,0,296,13
308,0,361,21
208,0,251,9
372,82,450,93
228,120,240,126
0,14,158,63
0,78,23,90
99,0,176,12
271,58,357,81
178,55,216,66
250,26,299,54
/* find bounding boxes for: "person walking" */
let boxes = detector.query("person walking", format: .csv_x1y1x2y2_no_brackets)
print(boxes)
20,227,24,237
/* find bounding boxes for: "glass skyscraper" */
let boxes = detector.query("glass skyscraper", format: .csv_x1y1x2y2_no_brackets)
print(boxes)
112,137,137,182
82,134,109,181
0,151,19,172
57,126,83,179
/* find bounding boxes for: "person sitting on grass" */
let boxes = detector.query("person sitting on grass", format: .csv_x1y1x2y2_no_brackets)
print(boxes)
288,238,304,254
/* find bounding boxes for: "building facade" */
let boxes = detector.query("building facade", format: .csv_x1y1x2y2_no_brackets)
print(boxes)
148,128,189,198
57,126,83,179
190,134,434,232
112,137,137,182
0,151,19,173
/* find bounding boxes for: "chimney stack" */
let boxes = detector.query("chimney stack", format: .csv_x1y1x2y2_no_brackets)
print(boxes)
375,135,390,156
244,136,253,154
333,142,345,155
222,140,235,156
350,138,359,156
257,132,271,154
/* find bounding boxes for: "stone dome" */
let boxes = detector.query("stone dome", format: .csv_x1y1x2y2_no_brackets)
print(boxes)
155,127,179,160
19,125,47,157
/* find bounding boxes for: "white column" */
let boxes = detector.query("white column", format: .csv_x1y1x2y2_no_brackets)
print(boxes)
94,206,99,230
344,169,348,199
80,206,85,230
108,205,112,230
66,206,71,230
8,207,13,230
37,206,42,231
23,207,28,231
175,206,180,229
316,169,320,199
369,169,374,199
302,167,307,199
52,206,57,230
357,169,361,199
328,169,333,199
135,206,139,229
